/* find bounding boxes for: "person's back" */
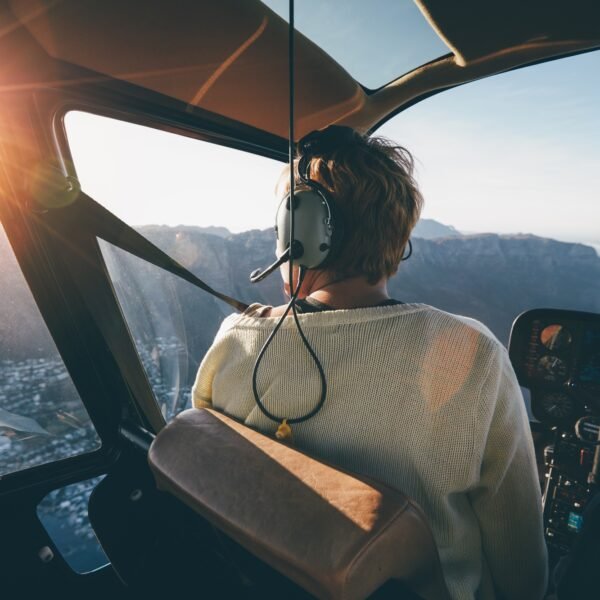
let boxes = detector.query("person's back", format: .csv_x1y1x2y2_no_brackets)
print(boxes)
193,302,546,599
192,126,548,598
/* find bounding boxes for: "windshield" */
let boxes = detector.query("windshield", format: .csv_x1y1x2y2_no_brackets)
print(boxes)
375,49,600,343
378,50,600,247
64,50,600,404
261,0,450,89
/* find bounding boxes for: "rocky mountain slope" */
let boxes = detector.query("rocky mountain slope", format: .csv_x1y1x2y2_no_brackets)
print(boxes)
3,221,600,366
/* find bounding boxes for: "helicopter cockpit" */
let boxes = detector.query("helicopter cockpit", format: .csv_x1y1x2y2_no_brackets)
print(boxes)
1,1,600,599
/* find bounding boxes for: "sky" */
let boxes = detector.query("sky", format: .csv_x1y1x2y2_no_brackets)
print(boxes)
65,2,600,248
380,49,600,246
261,0,449,89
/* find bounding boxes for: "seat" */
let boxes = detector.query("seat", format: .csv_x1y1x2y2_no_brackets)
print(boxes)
148,408,450,600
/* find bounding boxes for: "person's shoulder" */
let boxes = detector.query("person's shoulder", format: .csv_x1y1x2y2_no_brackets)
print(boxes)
413,306,516,394
416,304,506,353
212,310,249,339
213,303,275,338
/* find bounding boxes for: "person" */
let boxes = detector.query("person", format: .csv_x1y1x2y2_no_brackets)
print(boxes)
192,126,548,599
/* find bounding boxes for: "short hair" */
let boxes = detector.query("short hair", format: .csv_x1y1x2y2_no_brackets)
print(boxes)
276,130,423,283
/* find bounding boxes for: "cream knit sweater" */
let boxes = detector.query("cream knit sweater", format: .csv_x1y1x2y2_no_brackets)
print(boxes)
192,303,548,599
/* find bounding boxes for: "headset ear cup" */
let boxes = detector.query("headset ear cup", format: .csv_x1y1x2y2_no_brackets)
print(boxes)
276,187,337,270
299,178,342,270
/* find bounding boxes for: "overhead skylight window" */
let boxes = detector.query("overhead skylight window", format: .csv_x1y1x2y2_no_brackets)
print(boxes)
261,0,450,89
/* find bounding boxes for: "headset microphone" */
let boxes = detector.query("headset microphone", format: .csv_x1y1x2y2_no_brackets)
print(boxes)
249,247,291,283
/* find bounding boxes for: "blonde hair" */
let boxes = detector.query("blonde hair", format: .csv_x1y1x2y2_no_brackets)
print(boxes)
277,130,423,283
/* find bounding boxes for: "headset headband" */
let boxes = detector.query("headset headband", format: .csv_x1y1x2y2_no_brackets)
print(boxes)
297,126,357,164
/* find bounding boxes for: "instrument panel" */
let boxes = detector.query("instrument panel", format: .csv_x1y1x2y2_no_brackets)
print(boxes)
510,309,600,564
509,309,600,425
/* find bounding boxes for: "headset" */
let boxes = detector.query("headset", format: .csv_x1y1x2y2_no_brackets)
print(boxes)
249,125,414,439
250,125,412,283
249,126,351,283
248,127,355,439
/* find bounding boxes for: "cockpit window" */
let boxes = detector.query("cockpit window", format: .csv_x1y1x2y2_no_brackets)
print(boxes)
377,49,600,344
260,0,451,89
64,46,600,424
0,224,101,476
64,112,284,240
98,241,206,421
65,112,286,420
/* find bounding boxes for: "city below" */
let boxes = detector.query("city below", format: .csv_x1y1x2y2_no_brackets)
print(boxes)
0,337,190,573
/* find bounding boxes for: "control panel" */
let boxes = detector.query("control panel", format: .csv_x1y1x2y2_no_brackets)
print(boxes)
509,309,600,563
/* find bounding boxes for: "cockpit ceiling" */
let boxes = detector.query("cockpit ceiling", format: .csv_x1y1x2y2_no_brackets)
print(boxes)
417,0,600,66
4,0,600,139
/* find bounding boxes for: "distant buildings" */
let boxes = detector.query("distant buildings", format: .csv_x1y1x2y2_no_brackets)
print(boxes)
0,336,192,571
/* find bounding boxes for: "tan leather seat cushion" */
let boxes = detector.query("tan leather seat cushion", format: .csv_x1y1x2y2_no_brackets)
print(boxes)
148,408,450,600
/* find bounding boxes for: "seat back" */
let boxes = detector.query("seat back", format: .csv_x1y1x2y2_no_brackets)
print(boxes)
148,408,450,600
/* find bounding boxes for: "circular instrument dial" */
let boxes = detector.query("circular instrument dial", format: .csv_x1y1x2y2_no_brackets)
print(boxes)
537,355,568,383
540,324,572,351
539,392,576,421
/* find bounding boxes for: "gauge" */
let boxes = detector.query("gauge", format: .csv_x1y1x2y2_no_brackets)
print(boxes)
540,324,572,351
537,355,568,383
538,392,576,422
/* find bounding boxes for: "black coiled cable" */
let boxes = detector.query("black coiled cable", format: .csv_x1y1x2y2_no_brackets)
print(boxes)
251,0,328,432
251,266,327,425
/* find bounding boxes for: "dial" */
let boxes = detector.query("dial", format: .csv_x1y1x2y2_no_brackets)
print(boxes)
537,355,568,383
540,324,572,351
539,392,575,421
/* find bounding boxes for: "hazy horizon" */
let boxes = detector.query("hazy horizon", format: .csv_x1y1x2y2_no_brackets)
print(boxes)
128,219,600,259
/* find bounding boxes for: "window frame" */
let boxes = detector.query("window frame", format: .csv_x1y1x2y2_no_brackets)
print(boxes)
0,84,286,495
52,101,288,428
45,45,599,446
0,199,114,493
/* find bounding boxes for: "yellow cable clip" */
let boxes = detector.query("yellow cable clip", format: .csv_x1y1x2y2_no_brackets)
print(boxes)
275,418,293,442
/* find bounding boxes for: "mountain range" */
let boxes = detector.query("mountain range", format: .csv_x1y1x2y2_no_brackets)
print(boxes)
2,219,600,367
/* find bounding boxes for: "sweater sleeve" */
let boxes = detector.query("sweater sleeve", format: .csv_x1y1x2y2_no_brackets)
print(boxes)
469,345,548,600
191,355,215,409
191,314,239,409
